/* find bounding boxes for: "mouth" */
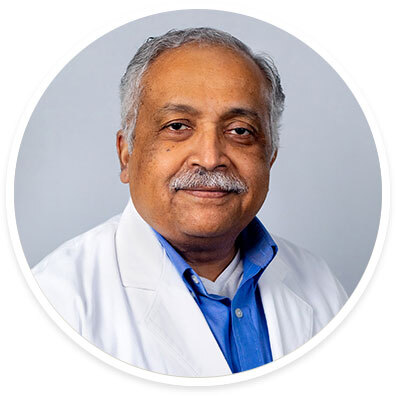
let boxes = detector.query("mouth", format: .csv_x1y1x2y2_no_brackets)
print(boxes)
176,187,232,198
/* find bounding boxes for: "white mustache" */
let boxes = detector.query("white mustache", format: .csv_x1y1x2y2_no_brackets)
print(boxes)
169,168,248,194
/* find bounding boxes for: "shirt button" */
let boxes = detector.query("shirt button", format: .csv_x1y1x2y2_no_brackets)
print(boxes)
191,275,199,284
235,308,243,318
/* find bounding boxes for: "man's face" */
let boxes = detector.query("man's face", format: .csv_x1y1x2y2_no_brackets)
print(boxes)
118,44,276,246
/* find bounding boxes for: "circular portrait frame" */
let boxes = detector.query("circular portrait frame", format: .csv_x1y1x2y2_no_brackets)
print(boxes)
6,8,389,387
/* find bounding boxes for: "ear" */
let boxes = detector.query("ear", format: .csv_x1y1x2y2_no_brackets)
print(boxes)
116,130,130,184
270,149,278,168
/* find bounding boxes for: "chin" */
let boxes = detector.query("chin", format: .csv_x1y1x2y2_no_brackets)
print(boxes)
171,205,245,240
179,218,237,239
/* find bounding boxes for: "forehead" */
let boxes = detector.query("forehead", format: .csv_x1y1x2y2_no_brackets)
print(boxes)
140,43,269,113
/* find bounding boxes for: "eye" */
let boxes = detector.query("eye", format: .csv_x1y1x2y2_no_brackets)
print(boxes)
227,127,253,136
166,122,190,131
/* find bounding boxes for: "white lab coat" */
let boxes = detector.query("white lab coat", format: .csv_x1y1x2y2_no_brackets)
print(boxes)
33,200,347,377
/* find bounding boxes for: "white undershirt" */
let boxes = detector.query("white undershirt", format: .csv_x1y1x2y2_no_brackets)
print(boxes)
200,250,243,300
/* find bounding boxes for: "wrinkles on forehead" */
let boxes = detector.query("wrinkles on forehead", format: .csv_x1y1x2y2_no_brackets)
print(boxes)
140,43,269,98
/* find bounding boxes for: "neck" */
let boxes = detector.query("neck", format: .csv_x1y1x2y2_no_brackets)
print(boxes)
168,236,238,282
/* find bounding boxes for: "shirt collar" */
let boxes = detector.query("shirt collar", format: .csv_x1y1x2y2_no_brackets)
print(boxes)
239,217,278,285
153,230,192,278
152,217,278,292
152,230,206,299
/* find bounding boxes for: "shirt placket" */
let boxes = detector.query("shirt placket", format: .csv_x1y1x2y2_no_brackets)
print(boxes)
231,283,265,371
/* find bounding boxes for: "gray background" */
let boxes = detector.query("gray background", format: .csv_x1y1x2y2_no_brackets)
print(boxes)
14,10,381,296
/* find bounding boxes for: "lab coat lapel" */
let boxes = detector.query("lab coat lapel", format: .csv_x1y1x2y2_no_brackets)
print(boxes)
259,255,313,360
116,200,231,376
145,254,231,376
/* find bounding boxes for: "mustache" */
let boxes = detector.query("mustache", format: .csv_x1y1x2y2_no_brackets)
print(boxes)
169,168,248,194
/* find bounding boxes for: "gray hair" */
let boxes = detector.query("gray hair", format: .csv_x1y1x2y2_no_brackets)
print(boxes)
120,27,285,154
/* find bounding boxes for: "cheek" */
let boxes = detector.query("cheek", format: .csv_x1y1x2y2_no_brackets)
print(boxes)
238,150,270,180
241,157,271,199
129,144,185,193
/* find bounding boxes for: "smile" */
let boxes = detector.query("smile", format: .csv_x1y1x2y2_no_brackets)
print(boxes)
178,188,232,198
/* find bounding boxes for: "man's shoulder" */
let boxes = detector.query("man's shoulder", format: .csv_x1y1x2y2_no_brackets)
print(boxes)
272,235,338,281
33,214,122,279
273,235,329,270
31,213,124,332
270,234,347,315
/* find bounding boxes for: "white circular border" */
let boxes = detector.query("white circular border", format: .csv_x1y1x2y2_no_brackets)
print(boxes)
5,8,390,388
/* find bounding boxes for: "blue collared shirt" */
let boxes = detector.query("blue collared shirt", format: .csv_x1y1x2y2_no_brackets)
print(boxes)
153,217,277,373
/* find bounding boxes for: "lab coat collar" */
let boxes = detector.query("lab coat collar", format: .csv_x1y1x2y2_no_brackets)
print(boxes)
258,252,314,360
115,199,231,375
115,199,165,290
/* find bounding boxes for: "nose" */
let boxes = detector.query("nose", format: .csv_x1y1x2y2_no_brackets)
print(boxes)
187,126,230,171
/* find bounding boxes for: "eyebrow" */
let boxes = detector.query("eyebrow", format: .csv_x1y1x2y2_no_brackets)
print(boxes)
155,103,202,118
221,107,262,123
154,103,262,124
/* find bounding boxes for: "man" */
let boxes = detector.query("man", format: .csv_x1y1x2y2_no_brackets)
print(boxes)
33,27,347,377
